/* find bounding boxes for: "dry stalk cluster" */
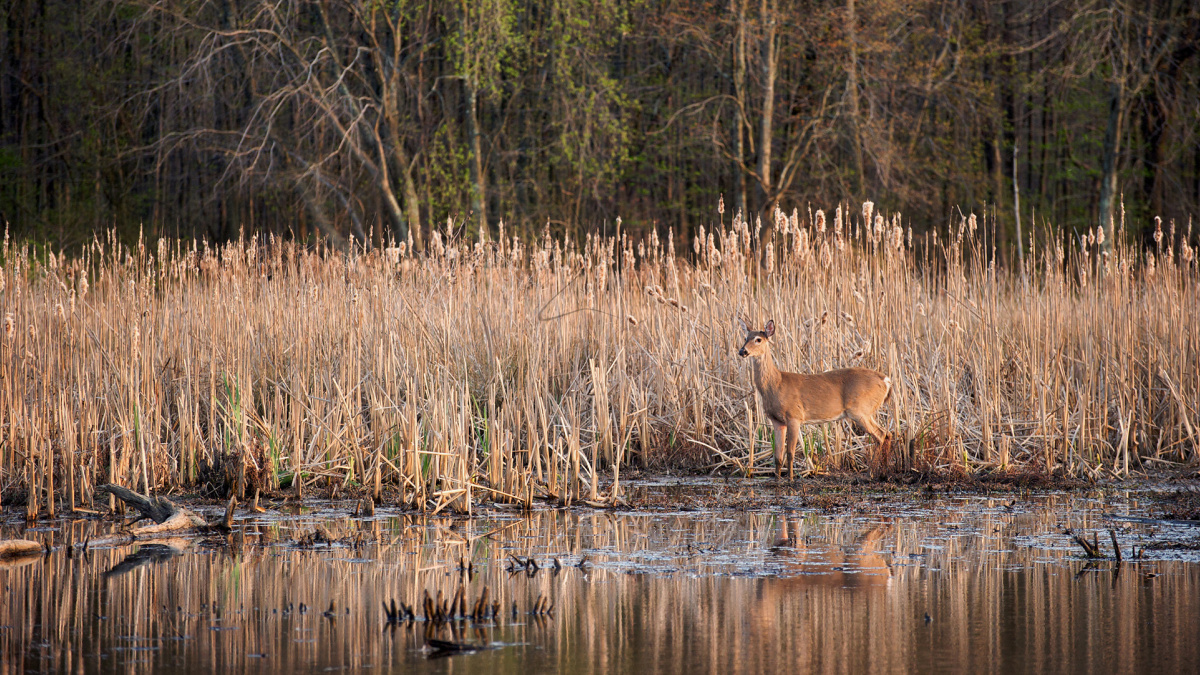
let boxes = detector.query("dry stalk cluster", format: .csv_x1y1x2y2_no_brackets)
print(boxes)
0,207,1197,514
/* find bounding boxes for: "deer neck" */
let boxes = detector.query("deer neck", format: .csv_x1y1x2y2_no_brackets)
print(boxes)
751,350,783,393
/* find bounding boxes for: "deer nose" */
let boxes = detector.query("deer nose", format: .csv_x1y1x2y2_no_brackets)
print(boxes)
738,348,747,357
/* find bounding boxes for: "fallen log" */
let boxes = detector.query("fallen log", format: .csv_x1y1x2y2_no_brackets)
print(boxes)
95,484,207,535
0,539,43,558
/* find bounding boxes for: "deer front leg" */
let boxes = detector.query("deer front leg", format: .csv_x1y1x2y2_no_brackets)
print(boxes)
772,421,786,478
786,420,802,481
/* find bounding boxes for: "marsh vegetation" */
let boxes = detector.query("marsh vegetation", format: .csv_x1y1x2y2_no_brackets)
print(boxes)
1,204,1196,515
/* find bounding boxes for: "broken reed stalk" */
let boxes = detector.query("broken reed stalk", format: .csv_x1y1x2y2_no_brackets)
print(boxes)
0,208,1197,512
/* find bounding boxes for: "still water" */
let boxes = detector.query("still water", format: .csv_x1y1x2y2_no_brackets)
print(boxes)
2,481,1199,673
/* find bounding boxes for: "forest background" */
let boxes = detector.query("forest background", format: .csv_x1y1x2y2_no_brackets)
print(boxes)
2,0,1198,253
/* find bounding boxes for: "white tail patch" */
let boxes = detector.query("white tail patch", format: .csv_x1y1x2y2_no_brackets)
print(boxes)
884,376,892,391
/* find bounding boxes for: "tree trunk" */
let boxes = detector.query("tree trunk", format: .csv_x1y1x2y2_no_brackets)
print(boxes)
756,0,777,213
732,0,748,218
465,81,488,240
1098,80,1125,250
845,0,865,197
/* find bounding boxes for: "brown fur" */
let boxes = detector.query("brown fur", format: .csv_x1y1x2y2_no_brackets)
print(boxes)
738,319,891,479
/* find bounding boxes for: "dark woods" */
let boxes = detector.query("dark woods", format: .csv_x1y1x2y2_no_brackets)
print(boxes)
1,0,1197,252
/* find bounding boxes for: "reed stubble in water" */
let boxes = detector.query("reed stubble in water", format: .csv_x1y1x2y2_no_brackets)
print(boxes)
0,206,1196,513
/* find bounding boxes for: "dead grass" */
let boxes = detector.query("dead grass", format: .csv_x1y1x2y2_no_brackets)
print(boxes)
0,205,1197,515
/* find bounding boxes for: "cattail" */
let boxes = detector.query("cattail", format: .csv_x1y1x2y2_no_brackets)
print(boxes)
863,201,874,229
626,314,638,326
3,313,12,342
835,205,843,235
718,195,725,215
820,310,829,325
1096,225,1106,247
841,311,855,326
0,271,5,294
816,209,826,233
916,302,926,316
765,243,775,273
48,252,57,270
851,350,864,360
1154,217,1163,245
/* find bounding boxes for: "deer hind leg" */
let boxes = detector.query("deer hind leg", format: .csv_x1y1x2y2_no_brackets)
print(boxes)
785,420,802,481
846,410,887,445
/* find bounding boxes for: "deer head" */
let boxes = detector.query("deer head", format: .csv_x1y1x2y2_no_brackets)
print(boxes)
737,319,775,358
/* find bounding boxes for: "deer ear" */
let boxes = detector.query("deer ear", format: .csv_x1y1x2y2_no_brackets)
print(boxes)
737,317,749,334
764,320,775,337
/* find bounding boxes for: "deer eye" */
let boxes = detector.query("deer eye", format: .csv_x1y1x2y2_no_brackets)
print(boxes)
754,337,762,343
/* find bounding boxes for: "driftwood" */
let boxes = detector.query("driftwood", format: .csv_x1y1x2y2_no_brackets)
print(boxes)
0,539,43,558
95,484,207,535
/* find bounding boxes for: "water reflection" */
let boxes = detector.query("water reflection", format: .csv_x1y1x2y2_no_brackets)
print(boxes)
2,488,1199,673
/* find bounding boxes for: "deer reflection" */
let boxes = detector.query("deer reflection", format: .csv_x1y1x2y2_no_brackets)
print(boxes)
767,518,894,589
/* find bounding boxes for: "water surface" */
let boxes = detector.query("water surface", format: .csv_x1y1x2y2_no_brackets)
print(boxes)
3,481,1198,673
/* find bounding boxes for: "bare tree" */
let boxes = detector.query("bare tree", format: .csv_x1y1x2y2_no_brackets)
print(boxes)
131,0,427,247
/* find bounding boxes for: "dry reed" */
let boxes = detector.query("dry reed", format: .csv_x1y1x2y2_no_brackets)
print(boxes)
0,206,1197,513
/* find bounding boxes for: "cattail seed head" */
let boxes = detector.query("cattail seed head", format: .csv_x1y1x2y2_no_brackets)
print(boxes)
816,209,826,233
3,313,12,341
626,314,638,326
718,195,725,215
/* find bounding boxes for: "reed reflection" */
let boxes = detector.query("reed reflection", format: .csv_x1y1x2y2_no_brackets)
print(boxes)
0,496,1197,674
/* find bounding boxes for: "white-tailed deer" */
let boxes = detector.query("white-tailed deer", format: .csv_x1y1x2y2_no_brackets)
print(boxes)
738,319,891,479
